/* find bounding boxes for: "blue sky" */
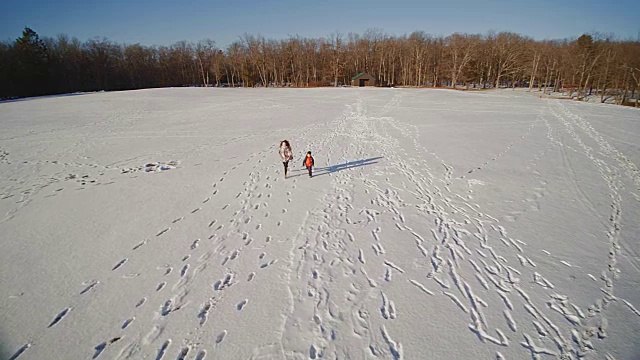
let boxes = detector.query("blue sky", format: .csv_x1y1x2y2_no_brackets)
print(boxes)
1,0,639,47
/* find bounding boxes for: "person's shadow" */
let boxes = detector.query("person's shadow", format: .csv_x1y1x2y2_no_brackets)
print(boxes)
289,156,383,178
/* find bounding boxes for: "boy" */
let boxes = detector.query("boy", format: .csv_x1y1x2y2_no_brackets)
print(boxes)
302,151,314,178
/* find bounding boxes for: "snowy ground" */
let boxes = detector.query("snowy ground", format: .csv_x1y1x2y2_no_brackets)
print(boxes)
1,88,639,360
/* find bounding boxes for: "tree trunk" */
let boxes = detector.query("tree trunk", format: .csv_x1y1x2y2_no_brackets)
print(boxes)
197,57,206,86
528,53,540,92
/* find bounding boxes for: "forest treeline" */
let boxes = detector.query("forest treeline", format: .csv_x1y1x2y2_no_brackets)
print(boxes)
1,27,639,105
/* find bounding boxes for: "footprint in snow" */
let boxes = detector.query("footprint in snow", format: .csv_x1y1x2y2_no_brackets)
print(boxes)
237,299,248,311
156,228,170,237
135,297,146,308
48,307,72,328
132,240,148,250
8,343,31,360
80,280,99,295
92,337,121,359
176,347,190,360
111,258,127,271
180,264,189,277
155,339,171,360
216,330,227,344
122,317,135,329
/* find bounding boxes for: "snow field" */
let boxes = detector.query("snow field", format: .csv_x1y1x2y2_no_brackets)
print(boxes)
1,87,639,359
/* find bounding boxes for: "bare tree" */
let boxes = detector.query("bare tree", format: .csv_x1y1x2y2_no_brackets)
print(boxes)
527,40,542,91
490,32,525,88
3,26,640,106
329,32,343,86
446,33,477,89
574,34,604,100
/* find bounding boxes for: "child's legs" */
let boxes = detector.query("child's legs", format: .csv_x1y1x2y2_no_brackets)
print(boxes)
307,166,312,177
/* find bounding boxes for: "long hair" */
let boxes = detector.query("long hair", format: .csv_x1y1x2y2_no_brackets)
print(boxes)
280,140,290,148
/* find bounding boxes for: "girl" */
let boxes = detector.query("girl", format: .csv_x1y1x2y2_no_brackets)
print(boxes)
279,140,293,178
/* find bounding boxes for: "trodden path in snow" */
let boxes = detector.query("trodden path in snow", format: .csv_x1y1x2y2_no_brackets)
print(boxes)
1,88,639,360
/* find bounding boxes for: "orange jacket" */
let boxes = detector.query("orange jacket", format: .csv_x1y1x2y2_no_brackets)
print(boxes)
303,155,314,167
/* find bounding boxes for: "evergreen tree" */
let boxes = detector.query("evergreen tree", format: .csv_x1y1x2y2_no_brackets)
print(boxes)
14,27,49,96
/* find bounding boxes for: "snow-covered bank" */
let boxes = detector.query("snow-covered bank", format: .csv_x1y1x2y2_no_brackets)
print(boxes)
1,88,639,359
